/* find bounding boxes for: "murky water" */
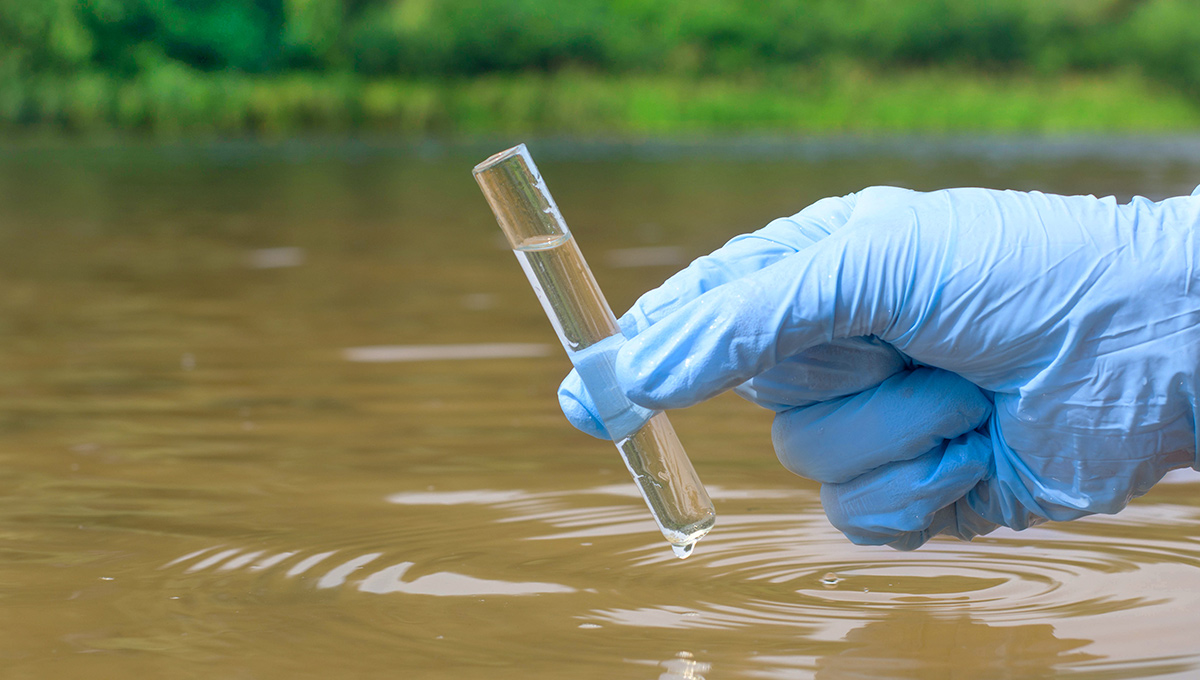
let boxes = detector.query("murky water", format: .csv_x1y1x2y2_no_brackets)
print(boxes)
2,138,1200,679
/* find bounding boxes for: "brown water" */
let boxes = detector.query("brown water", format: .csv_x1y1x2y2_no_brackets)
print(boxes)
2,138,1200,679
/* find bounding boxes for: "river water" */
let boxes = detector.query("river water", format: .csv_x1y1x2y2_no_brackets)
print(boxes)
2,138,1200,679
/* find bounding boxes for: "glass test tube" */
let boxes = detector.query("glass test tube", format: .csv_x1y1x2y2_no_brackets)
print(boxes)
473,144,716,558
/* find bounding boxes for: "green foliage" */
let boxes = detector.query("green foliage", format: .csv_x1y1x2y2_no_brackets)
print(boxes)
1124,0,1200,95
282,0,344,68
0,0,95,71
3,0,1200,134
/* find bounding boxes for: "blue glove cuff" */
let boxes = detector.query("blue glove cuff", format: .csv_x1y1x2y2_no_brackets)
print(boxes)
570,334,657,441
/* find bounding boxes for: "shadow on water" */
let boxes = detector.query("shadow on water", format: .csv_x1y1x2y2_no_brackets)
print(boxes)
0,138,1199,678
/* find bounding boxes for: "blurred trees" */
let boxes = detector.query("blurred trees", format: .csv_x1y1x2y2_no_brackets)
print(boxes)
2,0,1200,133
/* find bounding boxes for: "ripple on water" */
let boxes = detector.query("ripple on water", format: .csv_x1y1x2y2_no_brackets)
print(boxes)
162,484,1200,617
162,542,576,597
156,481,1200,675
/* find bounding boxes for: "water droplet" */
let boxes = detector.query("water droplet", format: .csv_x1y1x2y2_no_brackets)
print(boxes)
819,572,841,587
671,542,694,559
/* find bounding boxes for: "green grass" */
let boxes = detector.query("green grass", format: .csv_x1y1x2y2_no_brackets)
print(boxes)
4,66,1199,137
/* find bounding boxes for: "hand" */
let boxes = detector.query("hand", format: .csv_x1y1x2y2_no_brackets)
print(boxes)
608,185,1200,548
559,193,1002,548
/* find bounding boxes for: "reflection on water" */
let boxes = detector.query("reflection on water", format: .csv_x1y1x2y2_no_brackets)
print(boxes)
812,614,1097,680
342,343,553,362
248,246,306,269
1,139,1199,678
659,651,712,679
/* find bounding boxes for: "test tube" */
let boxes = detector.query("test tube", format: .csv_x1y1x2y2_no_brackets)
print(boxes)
473,144,716,558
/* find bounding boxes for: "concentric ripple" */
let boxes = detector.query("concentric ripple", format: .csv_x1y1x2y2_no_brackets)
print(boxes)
580,491,1200,635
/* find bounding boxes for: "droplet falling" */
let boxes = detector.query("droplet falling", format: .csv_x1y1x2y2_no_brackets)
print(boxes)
820,572,841,587
672,542,695,559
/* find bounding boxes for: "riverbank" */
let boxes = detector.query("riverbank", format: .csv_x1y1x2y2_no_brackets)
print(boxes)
4,66,1198,138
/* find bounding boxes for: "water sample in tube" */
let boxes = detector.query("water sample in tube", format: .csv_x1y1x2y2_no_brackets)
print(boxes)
473,144,716,557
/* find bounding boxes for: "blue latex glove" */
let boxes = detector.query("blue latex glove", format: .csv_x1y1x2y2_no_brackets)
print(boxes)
594,183,1200,549
559,193,998,548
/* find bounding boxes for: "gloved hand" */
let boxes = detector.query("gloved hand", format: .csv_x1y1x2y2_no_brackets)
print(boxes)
560,193,998,548
563,184,1200,549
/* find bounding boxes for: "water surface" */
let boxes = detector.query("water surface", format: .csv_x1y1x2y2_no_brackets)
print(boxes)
2,138,1200,679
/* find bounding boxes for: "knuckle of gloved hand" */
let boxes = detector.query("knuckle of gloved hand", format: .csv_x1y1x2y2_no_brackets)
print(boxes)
770,402,847,483
819,484,903,546
820,469,946,545
916,368,993,430
953,384,993,424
